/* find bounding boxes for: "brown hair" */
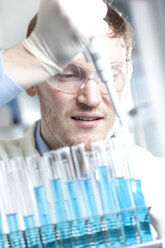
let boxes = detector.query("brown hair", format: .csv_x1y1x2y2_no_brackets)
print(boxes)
27,4,133,61
104,5,133,62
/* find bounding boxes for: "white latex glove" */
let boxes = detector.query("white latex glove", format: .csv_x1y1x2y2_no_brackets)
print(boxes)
22,0,108,76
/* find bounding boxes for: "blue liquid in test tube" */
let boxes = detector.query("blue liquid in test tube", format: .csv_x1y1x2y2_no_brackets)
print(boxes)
50,178,68,223
65,180,83,219
24,215,42,248
131,179,153,243
56,221,73,248
50,178,73,247
71,143,107,247
34,186,57,247
7,213,25,247
79,177,98,217
96,166,125,248
79,178,107,247
114,177,137,246
0,214,8,248
87,216,107,248
65,180,88,247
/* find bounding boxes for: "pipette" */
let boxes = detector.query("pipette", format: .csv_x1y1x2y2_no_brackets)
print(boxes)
85,37,128,130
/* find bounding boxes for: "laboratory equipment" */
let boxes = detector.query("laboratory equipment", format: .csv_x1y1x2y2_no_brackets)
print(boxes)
26,154,57,247
10,157,42,248
0,146,162,247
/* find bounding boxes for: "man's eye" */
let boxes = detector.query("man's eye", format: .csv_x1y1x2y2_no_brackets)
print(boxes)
57,73,77,81
61,74,75,78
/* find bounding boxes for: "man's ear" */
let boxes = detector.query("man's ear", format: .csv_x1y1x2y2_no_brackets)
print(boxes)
26,86,37,97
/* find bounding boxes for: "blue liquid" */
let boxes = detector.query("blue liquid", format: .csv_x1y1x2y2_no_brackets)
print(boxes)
135,207,153,243
50,178,68,223
0,214,8,247
96,166,117,213
7,213,25,247
79,177,98,217
114,178,137,246
0,234,9,248
7,213,20,233
71,219,88,248
0,214,3,234
34,186,52,226
34,186,56,246
24,215,42,248
95,167,126,247
65,180,83,220
103,213,125,248
87,216,107,247
56,221,73,247
120,210,137,246
132,179,153,243
40,224,58,248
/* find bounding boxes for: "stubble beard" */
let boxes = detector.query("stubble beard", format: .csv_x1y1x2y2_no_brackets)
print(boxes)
38,90,116,151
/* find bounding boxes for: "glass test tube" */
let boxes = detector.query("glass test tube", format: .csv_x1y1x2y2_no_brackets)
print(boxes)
71,143,100,217
10,157,42,248
26,154,57,248
0,162,9,248
106,137,138,246
71,143,107,248
91,140,125,248
43,151,69,223
115,130,153,243
0,160,25,247
56,147,88,247
43,151,73,248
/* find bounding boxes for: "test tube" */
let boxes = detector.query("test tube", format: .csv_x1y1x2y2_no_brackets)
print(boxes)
71,143,100,217
43,151,73,247
0,206,9,248
0,160,26,247
106,137,138,246
0,162,9,248
115,130,153,243
43,151,69,223
107,133,152,245
26,154,58,248
71,143,107,247
10,157,42,248
56,146,89,247
91,140,125,248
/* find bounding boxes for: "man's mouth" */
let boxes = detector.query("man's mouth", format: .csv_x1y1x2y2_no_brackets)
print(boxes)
71,114,103,127
72,116,102,121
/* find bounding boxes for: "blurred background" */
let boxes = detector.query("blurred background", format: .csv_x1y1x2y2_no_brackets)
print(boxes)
0,0,165,157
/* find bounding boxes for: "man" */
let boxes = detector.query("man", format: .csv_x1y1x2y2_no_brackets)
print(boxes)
0,3,133,156
0,0,165,243
25,6,133,152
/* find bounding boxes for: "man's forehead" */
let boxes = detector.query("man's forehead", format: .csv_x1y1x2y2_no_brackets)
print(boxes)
71,36,126,66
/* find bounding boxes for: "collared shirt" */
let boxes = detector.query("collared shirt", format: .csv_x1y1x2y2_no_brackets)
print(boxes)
35,120,50,156
0,50,24,107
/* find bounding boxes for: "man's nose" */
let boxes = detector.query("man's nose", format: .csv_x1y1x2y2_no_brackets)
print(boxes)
76,78,102,107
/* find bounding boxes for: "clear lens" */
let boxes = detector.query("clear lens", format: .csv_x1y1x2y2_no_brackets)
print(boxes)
47,64,128,94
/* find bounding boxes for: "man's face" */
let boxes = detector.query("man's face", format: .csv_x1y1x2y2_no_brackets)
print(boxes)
32,36,128,150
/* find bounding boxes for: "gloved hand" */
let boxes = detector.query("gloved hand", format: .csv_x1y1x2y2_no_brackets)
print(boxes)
22,0,108,76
